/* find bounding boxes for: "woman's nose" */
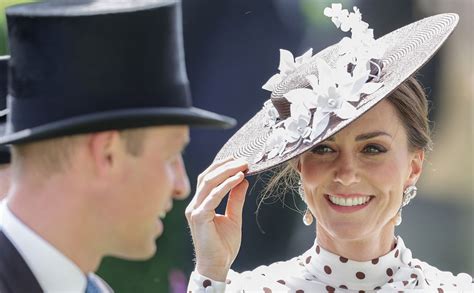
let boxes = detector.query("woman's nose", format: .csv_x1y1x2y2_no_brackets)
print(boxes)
333,152,360,186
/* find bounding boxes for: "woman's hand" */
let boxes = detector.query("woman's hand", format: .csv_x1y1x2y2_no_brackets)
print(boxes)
185,158,249,281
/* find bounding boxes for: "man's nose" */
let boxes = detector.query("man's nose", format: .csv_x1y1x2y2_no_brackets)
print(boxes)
172,156,190,200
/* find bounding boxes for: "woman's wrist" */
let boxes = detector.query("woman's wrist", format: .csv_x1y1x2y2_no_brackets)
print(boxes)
195,263,230,282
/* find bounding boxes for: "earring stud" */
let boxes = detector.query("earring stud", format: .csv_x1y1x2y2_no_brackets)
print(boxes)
396,185,417,227
402,185,417,207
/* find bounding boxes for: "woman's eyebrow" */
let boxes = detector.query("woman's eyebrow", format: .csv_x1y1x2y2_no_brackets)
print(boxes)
322,131,392,143
355,131,392,141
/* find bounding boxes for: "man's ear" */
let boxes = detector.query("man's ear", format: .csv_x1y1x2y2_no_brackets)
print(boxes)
87,131,121,176
406,149,424,187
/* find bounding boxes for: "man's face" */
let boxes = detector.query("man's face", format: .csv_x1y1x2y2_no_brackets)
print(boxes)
104,126,190,259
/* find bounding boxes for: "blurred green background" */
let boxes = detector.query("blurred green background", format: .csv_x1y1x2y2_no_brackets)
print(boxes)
0,0,31,54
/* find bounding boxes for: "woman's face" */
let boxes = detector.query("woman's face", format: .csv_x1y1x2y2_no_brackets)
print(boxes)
299,100,423,241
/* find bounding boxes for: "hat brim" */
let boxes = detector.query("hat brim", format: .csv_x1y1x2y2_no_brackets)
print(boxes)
0,107,236,145
214,13,459,176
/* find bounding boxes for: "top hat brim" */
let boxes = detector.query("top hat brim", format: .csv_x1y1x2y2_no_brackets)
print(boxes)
214,13,459,176
0,106,236,145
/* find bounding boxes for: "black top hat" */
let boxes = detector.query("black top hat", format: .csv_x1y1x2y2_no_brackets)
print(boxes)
0,0,236,145
0,56,10,163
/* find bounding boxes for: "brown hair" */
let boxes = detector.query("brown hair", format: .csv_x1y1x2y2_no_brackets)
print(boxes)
386,76,432,152
261,76,432,201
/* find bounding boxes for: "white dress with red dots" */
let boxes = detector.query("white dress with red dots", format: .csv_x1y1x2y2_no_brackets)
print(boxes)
187,237,473,292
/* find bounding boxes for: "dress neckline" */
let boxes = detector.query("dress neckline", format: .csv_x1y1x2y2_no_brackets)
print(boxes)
302,236,413,291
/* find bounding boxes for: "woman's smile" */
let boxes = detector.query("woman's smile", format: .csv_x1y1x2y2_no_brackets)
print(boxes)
324,193,375,213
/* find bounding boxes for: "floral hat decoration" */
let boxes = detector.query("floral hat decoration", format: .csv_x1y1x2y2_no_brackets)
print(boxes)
215,3,459,175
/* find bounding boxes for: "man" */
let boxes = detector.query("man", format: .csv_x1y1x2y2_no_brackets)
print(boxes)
0,56,10,200
0,0,235,292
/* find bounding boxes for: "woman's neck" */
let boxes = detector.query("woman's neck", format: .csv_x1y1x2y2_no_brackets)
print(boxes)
316,224,396,262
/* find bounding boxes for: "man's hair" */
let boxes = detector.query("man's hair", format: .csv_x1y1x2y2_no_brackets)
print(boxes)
11,128,147,175
119,128,147,157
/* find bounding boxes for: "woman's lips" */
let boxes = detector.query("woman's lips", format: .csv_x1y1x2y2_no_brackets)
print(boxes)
324,194,374,213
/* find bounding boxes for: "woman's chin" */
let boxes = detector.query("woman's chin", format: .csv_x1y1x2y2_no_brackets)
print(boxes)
320,220,373,240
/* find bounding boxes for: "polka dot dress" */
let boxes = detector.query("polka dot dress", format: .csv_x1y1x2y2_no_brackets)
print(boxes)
187,237,473,292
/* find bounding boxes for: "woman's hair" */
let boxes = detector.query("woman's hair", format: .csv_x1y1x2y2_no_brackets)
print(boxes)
260,76,432,202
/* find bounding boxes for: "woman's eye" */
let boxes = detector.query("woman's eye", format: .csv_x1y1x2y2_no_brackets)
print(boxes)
363,144,387,154
311,145,334,154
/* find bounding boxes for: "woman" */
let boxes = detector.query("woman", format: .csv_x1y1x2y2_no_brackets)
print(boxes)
186,4,472,292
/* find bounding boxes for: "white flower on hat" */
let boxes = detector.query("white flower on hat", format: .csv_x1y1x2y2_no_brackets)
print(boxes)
260,102,312,160
332,5,386,61
257,3,386,163
263,100,279,127
309,109,331,141
262,48,313,92
285,57,383,120
285,113,312,144
323,3,349,30
265,128,287,160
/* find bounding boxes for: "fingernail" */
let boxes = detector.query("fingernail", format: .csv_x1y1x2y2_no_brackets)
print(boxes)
234,171,244,178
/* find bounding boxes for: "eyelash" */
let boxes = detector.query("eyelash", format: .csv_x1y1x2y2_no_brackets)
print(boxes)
311,145,334,154
363,144,387,154
310,144,387,155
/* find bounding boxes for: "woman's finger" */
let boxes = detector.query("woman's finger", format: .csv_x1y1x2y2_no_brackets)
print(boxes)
186,169,244,225
198,171,245,213
193,159,248,207
225,179,249,225
196,157,234,187
186,159,247,224
186,158,240,219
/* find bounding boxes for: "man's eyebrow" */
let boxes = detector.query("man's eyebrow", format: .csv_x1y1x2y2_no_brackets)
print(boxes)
355,131,392,141
323,131,392,142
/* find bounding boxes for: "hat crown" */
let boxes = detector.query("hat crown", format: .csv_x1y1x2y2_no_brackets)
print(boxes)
5,0,191,139
1,0,236,145
0,56,8,124
0,57,7,112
